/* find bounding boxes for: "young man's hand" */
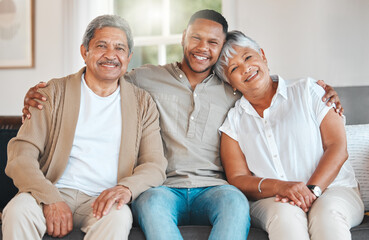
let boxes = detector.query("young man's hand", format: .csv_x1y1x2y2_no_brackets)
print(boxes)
317,80,344,115
22,82,48,122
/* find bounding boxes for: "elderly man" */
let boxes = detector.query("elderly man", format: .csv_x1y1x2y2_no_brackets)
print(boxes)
2,15,167,240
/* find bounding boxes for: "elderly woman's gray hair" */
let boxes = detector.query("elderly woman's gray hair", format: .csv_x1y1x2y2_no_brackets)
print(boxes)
215,30,261,83
82,15,134,54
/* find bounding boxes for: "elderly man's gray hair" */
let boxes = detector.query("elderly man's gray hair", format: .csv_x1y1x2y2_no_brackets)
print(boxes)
82,15,134,54
215,30,261,83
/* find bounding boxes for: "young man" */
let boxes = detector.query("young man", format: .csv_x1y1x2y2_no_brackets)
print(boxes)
22,10,342,240
3,15,167,240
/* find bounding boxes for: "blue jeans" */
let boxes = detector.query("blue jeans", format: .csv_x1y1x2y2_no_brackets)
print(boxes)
131,185,250,240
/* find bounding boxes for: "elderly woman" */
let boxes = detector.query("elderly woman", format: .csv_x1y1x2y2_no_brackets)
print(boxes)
215,30,364,240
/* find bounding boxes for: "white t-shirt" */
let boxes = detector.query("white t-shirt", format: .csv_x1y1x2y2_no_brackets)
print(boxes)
55,76,122,196
219,76,357,188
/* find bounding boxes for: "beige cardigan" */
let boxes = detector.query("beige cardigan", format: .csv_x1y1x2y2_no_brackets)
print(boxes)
6,68,167,204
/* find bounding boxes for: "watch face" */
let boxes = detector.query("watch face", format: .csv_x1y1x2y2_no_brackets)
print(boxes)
308,185,322,197
312,188,321,197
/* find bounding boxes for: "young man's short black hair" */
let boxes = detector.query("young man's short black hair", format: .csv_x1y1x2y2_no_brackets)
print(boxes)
188,9,228,35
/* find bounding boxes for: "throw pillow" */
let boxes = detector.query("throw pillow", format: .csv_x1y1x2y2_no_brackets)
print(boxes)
346,124,369,211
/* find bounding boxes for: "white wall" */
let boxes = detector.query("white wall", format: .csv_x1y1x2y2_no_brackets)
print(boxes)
0,0,65,115
1,0,368,115
0,0,113,115
223,0,369,87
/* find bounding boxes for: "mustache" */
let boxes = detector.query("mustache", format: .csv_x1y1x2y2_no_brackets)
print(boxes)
98,60,120,66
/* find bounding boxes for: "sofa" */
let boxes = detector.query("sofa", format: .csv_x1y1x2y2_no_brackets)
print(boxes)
1,85,369,239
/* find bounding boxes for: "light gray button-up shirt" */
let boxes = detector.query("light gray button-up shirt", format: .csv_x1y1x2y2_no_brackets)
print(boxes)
125,63,239,188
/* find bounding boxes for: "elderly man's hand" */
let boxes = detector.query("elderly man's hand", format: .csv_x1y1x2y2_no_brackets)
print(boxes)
92,185,132,219
43,201,73,238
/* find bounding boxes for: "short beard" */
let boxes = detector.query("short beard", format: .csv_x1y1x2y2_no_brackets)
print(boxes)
184,54,212,74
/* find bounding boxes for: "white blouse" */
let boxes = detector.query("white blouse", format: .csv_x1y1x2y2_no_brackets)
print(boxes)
220,76,357,188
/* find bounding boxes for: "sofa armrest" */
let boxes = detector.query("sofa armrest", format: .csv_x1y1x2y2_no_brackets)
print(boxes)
0,116,22,210
0,116,22,130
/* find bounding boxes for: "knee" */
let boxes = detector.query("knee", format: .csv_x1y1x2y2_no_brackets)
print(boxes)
268,203,307,228
308,206,352,240
104,205,133,227
309,205,348,228
133,187,165,209
309,196,349,227
131,187,170,218
3,193,43,225
207,185,250,227
214,185,249,213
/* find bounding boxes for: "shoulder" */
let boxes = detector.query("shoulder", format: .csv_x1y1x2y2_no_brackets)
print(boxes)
37,75,71,104
124,64,171,88
127,64,169,77
122,79,156,108
38,70,82,94
283,76,324,96
37,70,83,108
212,74,241,107
227,98,243,120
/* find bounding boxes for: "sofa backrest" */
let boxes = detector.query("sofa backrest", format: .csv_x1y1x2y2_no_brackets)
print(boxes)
335,86,369,125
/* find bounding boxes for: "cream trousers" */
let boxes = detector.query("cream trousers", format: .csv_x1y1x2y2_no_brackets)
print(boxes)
2,188,133,240
250,187,364,240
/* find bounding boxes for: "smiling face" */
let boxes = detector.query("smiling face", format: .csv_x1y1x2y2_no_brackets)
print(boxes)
181,18,225,76
81,27,132,84
225,46,270,94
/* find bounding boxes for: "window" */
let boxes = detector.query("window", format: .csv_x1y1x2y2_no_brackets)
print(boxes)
114,0,222,71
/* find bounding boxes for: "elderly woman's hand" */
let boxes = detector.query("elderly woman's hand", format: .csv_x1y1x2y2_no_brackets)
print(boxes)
275,181,316,212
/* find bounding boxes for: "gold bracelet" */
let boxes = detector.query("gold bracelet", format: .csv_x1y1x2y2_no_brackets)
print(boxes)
258,177,267,193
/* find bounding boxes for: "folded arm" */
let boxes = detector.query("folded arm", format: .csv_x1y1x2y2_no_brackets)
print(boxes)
220,133,315,212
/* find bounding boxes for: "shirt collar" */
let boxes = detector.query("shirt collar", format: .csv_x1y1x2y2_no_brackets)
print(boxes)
171,62,217,85
272,75,288,100
239,75,288,116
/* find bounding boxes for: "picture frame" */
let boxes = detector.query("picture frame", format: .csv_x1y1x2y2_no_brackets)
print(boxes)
0,0,35,69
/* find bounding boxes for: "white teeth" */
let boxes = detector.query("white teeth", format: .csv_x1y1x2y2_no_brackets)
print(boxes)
247,71,257,81
194,55,207,60
102,64,115,68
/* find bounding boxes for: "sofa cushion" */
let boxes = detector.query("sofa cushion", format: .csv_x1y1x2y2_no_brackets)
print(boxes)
346,124,369,211
0,129,19,210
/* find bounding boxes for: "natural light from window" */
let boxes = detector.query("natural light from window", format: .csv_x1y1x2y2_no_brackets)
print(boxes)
114,0,221,71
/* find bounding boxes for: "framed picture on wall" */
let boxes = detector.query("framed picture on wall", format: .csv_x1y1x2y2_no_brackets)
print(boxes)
0,0,34,69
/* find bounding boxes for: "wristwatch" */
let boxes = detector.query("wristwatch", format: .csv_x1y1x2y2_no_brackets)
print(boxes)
307,185,322,198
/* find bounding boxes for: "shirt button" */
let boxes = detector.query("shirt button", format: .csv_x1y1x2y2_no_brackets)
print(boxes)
280,175,284,178
264,120,267,124
194,93,197,97
179,74,183,78
273,154,277,158
190,116,194,120
268,135,271,138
